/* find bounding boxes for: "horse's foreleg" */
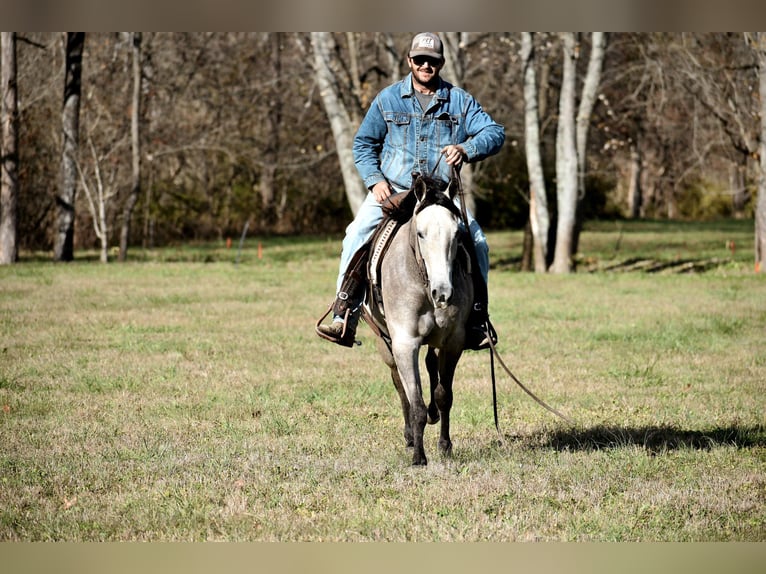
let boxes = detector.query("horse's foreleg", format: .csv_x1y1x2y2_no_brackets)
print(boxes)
435,350,461,456
376,337,412,448
393,343,428,466
425,347,440,425
389,367,413,447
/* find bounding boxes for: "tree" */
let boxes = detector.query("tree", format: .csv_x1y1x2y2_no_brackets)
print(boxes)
53,33,85,261
550,32,606,273
442,32,478,216
672,34,759,219
576,33,606,201
77,128,125,263
756,32,766,273
118,32,142,262
310,32,367,215
520,32,550,272
258,32,283,228
550,33,578,274
0,32,19,264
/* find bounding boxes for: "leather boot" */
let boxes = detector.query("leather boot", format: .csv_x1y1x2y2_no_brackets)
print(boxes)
465,304,498,351
316,308,360,348
465,270,498,351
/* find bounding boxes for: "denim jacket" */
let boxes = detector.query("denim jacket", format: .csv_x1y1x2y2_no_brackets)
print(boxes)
353,73,505,191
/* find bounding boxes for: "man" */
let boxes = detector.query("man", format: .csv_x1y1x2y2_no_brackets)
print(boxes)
317,32,505,349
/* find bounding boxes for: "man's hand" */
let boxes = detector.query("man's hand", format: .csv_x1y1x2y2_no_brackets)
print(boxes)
371,180,393,203
441,144,466,166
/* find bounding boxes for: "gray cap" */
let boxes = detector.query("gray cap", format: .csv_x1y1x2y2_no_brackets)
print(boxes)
409,32,444,60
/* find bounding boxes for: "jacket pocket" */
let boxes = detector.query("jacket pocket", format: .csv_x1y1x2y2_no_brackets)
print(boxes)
436,113,461,146
383,112,411,149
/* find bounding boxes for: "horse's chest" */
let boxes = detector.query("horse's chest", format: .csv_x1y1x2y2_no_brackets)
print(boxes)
433,307,456,329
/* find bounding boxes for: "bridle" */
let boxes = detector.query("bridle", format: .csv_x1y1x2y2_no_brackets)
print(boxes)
409,175,463,291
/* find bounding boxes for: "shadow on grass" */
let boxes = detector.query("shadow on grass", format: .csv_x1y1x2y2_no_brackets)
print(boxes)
530,424,766,454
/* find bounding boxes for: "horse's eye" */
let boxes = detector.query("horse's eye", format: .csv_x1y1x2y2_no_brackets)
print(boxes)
417,231,425,239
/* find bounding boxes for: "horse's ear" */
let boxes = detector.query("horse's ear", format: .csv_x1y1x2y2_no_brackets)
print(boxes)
447,177,459,201
413,175,427,203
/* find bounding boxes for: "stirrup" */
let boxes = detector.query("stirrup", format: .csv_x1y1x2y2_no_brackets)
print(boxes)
466,319,498,351
315,304,360,348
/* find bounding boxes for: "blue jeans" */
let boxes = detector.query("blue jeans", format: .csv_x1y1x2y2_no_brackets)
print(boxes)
335,190,490,295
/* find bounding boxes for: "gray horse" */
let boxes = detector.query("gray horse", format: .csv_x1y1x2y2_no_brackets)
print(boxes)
366,175,473,466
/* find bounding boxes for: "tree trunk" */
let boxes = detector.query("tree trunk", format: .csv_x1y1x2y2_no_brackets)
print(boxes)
345,32,363,126
377,33,400,83
521,32,550,272
576,33,606,200
572,32,607,255
54,32,85,262
259,32,282,230
119,32,142,262
628,142,643,219
730,153,749,219
0,32,18,265
442,32,476,216
520,219,533,272
310,32,367,215
756,33,766,273
79,136,113,264
551,33,578,274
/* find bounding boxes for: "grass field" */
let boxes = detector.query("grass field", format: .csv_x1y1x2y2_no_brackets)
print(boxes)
1,219,764,541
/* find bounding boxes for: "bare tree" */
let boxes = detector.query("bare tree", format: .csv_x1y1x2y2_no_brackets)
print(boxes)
520,32,550,272
118,32,142,262
576,33,607,200
77,129,125,263
310,32,367,215
1,32,19,264
627,139,643,218
672,34,758,217
550,33,606,273
551,33,579,274
53,32,84,261
571,32,607,255
442,32,478,216
257,32,282,228
756,32,766,273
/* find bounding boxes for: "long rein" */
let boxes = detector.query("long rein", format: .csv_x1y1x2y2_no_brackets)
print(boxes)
449,166,575,434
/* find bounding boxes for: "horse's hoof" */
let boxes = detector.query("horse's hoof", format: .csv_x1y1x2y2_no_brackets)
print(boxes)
427,412,440,425
411,458,428,467
439,439,453,456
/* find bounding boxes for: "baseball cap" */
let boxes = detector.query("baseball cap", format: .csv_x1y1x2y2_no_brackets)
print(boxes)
409,32,444,60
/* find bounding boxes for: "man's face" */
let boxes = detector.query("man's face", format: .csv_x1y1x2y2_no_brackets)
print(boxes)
408,55,443,88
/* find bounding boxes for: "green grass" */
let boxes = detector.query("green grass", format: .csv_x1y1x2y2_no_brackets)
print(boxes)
1,220,764,541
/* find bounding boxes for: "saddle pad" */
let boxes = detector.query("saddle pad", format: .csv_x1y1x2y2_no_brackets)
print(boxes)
368,218,400,293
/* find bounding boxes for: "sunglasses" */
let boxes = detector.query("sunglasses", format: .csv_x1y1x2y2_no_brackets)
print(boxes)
411,55,443,67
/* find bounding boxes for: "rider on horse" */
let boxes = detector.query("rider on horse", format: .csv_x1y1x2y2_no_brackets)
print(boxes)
317,32,505,350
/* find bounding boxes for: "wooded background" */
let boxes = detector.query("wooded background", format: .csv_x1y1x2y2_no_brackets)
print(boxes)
1,32,765,269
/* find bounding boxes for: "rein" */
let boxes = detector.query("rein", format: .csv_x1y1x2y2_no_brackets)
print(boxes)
449,167,574,435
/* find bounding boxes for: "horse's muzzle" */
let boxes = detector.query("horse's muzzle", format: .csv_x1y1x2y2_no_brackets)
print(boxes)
431,284,453,309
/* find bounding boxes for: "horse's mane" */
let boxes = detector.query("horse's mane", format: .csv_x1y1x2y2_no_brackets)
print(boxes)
381,174,461,223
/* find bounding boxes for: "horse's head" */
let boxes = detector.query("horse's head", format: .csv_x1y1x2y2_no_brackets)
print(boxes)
411,175,462,309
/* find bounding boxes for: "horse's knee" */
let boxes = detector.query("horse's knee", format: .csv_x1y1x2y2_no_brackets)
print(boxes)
434,386,453,413
427,402,440,424
404,426,414,447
